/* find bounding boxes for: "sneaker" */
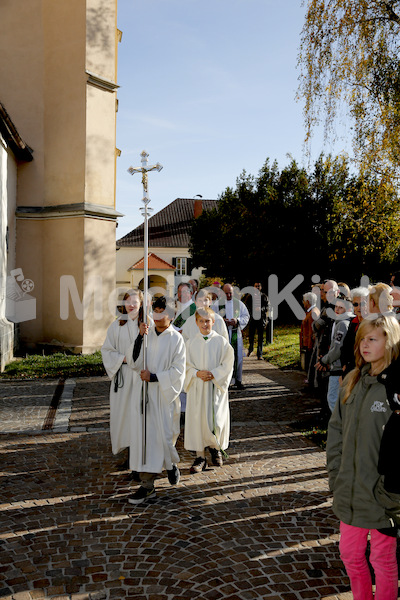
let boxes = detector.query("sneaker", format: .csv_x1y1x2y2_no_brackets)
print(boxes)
167,464,180,485
127,486,156,505
190,456,207,474
209,447,223,467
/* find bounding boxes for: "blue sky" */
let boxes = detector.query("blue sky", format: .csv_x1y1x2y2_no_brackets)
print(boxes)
115,0,349,240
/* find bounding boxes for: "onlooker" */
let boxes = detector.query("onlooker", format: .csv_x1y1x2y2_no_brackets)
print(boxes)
309,279,339,419
300,291,317,379
188,278,199,301
368,282,393,316
327,315,400,599
315,294,353,412
338,282,351,299
389,271,400,314
246,282,269,360
340,286,369,377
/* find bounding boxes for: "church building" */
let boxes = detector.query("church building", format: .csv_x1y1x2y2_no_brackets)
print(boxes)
0,0,121,367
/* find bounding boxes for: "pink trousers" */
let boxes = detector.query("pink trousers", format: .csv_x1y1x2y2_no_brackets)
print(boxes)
339,522,398,600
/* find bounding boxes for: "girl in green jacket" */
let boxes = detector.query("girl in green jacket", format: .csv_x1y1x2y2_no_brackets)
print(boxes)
327,314,400,600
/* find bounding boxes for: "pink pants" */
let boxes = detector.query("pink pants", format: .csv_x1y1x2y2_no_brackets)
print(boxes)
339,522,398,600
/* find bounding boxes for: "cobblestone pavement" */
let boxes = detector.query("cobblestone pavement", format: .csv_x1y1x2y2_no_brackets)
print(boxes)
0,357,398,599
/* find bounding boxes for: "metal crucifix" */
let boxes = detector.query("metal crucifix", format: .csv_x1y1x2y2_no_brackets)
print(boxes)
128,150,163,464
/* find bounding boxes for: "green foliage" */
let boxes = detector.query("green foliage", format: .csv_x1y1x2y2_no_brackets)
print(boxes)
190,154,400,289
298,0,400,180
0,351,105,379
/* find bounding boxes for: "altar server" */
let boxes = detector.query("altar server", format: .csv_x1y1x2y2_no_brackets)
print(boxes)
184,308,234,472
127,296,186,505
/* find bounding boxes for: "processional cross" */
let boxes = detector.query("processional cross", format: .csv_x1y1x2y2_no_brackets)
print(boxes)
128,150,163,463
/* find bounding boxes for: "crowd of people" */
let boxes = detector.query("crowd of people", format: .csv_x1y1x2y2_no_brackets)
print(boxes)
101,280,271,506
100,273,400,598
300,276,400,599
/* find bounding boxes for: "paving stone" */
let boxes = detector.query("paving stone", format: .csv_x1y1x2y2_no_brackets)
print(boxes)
0,363,398,599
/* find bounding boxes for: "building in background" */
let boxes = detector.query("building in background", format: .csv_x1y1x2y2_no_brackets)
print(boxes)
0,0,121,365
116,198,217,296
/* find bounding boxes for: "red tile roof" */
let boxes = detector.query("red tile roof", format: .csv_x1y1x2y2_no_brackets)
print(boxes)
117,198,218,248
128,253,176,271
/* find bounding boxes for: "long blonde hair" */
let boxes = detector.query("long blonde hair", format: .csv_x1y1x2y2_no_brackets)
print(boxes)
342,314,400,402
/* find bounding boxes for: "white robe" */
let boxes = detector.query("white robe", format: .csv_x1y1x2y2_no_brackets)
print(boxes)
129,325,186,473
224,299,250,384
101,318,141,455
184,330,234,452
181,312,229,343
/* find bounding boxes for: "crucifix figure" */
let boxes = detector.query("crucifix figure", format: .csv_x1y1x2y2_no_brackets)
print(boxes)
128,150,163,204
128,150,163,464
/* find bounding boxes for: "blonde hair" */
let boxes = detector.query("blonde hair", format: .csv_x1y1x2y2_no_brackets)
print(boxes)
342,315,400,402
195,307,215,322
368,282,393,314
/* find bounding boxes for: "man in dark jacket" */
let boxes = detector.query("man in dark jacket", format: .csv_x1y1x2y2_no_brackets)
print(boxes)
246,282,269,360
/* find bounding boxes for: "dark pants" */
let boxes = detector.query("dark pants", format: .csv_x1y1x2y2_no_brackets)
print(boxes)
248,319,265,358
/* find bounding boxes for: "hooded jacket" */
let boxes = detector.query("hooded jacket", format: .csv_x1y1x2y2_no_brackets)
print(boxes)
327,364,400,529
320,311,353,374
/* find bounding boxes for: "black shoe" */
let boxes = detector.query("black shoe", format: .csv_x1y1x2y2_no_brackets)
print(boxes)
127,471,141,482
190,456,207,474
235,381,245,390
167,464,180,485
209,448,223,467
127,486,156,505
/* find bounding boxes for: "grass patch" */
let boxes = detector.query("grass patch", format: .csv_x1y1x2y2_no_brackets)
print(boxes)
261,324,301,369
0,351,105,379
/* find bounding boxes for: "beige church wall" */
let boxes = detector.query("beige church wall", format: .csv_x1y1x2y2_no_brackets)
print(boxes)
42,0,87,207
18,216,117,353
0,0,89,209
41,218,84,348
82,217,117,351
15,219,44,345
86,85,117,207
86,0,118,82
0,0,45,207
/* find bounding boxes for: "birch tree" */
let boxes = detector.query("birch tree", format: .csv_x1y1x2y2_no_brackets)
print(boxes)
298,0,400,180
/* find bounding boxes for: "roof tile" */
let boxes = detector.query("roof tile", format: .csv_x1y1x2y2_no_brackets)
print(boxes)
116,198,218,248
